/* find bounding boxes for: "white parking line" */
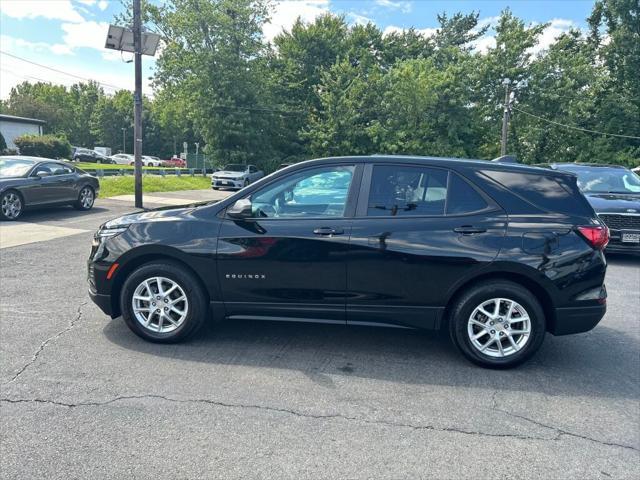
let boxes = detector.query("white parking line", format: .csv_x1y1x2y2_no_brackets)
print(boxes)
0,222,89,249
108,195,196,206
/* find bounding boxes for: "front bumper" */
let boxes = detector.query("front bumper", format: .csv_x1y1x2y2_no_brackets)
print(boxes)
212,178,244,188
605,230,640,254
89,289,113,316
550,304,606,335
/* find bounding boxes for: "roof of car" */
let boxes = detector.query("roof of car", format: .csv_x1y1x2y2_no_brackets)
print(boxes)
544,162,628,169
0,155,57,163
302,155,569,177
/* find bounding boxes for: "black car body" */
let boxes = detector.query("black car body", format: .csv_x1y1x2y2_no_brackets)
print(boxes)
550,163,640,254
0,156,100,220
73,148,114,164
88,155,608,368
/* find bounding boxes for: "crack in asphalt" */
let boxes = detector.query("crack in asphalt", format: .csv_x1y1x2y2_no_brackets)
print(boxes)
489,389,638,453
4,302,87,385
1,393,637,452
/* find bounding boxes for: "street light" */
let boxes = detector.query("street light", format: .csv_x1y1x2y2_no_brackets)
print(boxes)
104,7,161,208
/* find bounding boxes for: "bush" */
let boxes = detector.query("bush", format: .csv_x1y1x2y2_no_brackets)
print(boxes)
13,134,72,159
0,132,7,153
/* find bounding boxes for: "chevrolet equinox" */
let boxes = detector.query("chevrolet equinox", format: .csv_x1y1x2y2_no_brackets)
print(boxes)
88,156,608,368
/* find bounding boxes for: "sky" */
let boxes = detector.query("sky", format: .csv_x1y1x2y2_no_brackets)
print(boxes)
0,0,597,100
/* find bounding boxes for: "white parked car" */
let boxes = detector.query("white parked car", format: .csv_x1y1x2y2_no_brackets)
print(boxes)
141,155,162,167
110,153,134,165
211,164,264,190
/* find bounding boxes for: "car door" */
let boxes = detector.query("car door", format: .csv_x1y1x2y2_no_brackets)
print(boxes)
346,162,507,329
217,163,362,323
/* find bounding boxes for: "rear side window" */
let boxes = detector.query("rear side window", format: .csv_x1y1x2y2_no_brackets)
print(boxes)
446,174,488,214
481,170,592,215
368,165,448,216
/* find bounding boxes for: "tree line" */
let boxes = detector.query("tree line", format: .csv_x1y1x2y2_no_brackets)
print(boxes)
1,0,638,168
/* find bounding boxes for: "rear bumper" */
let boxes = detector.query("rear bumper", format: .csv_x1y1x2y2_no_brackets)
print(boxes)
212,178,244,188
550,304,606,335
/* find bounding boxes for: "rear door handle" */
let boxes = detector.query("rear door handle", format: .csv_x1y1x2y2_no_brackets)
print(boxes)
313,227,344,236
454,226,487,235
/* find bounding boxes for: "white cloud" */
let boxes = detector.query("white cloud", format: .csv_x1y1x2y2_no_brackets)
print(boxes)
264,0,330,42
376,0,412,14
0,0,85,23
77,0,109,10
531,18,577,54
60,20,111,52
0,34,72,57
382,25,437,37
470,36,496,54
348,13,374,26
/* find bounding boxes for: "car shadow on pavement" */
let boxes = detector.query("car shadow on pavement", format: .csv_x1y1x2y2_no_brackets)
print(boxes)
14,205,111,223
103,316,639,400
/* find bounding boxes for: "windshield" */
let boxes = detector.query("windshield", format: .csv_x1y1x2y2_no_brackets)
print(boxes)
559,166,640,194
0,158,35,177
223,164,247,172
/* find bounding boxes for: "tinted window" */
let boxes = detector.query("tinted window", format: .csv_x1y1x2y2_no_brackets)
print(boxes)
368,165,447,216
482,169,592,215
250,165,354,218
446,174,488,214
33,163,62,175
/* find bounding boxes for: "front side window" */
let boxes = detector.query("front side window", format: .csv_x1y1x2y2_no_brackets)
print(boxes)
368,165,448,216
249,165,355,218
224,164,247,172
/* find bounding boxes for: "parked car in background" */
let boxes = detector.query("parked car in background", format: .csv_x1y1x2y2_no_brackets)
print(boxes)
89,155,608,368
140,156,162,167
73,148,114,164
110,153,134,165
549,163,640,254
277,162,293,170
162,157,187,168
211,164,264,190
0,156,99,220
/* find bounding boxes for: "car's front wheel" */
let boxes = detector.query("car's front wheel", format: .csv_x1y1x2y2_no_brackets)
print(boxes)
120,261,208,343
448,281,545,368
0,190,23,221
74,186,95,210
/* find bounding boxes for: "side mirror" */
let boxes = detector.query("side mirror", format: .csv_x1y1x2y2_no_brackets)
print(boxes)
227,198,253,219
35,171,51,178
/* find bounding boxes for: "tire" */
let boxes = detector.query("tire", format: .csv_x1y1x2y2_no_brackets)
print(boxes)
244,179,250,187
120,261,208,343
448,281,545,369
74,185,95,211
0,190,24,221
212,187,219,190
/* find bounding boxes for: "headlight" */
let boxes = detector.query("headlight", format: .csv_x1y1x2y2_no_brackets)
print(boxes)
97,226,129,238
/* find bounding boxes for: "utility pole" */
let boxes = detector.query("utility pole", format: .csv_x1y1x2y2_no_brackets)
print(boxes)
133,0,143,208
500,78,511,156
121,127,126,153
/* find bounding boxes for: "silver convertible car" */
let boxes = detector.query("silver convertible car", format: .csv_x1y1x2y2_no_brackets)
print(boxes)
0,156,100,221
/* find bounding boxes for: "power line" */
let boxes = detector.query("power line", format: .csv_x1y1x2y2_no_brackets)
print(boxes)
0,50,129,92
512,106,640,140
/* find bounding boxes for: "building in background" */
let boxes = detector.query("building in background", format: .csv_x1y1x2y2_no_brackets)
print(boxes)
0,114,46,150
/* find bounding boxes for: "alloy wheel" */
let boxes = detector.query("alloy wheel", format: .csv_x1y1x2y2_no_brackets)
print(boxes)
1,193,22,219
467,298,531,358
132,276,189,334
80,187,94,209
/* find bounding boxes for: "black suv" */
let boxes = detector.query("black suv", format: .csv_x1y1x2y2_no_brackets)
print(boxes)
88,156,608,368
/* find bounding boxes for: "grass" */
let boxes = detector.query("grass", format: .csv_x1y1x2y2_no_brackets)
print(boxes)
99,175,211,198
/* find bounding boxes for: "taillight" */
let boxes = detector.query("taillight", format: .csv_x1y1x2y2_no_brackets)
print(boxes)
577,225,610,250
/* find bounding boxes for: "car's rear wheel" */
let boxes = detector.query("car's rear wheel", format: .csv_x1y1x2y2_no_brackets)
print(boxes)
74,186,95,210
0,190,23,221
448,281,545,368
120,261,207,343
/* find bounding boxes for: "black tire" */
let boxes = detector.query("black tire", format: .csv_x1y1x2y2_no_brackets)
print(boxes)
73,185,95,210
212,187,219,190
448,281,545,369
244,179,250,187
0,189,24,221
120,261,208,343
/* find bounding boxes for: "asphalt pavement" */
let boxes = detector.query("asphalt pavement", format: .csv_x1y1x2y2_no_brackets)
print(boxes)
0,193,638,479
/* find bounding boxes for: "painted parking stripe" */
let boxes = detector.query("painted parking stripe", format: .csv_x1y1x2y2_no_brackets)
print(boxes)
107,195,197,206
0,222,89,249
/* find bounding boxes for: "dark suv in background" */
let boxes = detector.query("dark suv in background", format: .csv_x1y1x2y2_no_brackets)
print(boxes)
88,155,608,368
548,163,640,254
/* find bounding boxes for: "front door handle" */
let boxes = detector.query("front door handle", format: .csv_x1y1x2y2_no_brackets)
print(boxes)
454,226,487,235
313,227,344,236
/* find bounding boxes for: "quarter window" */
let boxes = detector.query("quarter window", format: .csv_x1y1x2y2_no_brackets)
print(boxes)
446,173,488,214
249,165,355,218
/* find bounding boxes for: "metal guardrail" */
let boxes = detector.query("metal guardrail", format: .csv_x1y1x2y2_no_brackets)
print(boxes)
88,168,212,177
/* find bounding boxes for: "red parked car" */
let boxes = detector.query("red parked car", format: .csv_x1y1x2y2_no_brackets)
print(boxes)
162,157,186,168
